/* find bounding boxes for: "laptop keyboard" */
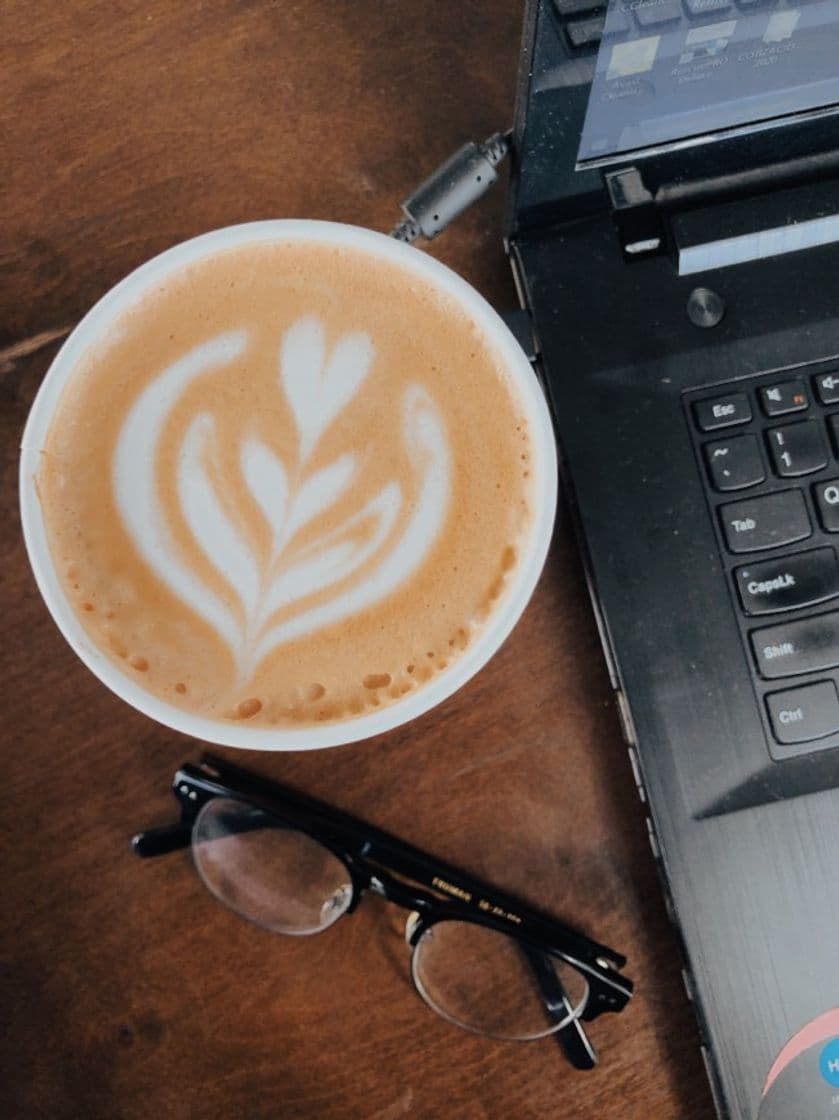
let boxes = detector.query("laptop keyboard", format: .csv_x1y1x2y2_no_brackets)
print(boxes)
687,367,839,760
552,0,795,55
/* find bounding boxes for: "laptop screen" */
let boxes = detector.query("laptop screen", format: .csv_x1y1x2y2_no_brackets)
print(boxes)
578,1,839,165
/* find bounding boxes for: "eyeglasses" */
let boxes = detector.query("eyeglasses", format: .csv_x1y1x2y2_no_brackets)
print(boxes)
133,754,633,1068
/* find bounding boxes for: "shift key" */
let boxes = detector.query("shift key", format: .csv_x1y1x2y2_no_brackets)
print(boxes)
720,490,811,553
751,612,839,679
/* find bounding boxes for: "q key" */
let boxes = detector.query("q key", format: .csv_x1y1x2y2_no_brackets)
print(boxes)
814,478,839,532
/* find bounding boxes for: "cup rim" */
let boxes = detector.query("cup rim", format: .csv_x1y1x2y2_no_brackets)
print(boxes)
19,219,557,750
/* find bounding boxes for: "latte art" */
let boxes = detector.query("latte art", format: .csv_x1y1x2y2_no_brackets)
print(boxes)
33,233,540,733
113,319,450,681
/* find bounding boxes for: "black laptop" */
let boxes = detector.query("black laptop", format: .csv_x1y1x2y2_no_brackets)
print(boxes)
506,2,839,1117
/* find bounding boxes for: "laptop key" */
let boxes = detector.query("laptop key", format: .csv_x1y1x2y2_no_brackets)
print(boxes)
766,420,828,477
759,379,809,417
735,547,839,615
814,371,839,405
553,0,602,15
566,14,605,47
693,392,751,431
704,434,764,492
826,414,839,457
752,613,839,679
684,0,732,15
634,0,683,27
720,490,811,553
813,479,839,532
766,680,839,744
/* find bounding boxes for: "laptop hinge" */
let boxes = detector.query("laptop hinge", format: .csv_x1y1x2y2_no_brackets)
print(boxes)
605,148,839,264
605,167,666,261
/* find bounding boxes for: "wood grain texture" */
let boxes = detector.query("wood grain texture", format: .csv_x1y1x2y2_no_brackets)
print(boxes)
0,2,714,1118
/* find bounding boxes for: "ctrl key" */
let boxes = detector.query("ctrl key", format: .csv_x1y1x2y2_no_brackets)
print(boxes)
766,680,839,745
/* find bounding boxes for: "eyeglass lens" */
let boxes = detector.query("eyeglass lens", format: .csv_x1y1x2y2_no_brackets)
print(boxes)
411,919,588,1040
192,798,354,935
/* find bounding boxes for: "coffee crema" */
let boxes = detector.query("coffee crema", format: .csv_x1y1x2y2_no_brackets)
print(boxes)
36,239,534,729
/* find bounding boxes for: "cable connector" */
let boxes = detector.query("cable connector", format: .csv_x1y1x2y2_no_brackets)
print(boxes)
390,130,511,243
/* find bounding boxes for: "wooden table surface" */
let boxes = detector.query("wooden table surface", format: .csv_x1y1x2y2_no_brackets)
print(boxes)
0,3,715,1117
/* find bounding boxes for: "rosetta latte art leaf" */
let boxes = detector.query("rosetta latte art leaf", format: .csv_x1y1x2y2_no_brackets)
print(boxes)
113,317,451,684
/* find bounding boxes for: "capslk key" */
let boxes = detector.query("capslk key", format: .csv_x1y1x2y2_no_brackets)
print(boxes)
720,490,811,553
735,548,839,615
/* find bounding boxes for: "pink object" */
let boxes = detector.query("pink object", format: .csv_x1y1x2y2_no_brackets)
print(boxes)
763,1008,839,1096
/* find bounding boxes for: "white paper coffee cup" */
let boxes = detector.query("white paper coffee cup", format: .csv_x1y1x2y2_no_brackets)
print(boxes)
19,221,557,750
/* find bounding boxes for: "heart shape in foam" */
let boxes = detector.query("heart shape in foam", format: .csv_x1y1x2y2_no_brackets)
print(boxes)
112,315,451,685
280,316,376,464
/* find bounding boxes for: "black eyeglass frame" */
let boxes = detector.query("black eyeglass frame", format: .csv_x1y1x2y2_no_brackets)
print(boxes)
133,754,633,1066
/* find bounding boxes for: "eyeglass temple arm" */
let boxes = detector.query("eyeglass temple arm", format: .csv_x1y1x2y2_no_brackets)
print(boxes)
194,753,626,972
554,1010,598,1070
132,797,321,859
132,822,192,858
520,944,597,1071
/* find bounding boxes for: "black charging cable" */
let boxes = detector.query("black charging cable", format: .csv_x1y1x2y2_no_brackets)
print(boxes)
391,130,512,243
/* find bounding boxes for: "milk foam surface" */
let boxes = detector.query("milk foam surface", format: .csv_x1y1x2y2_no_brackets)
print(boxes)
37,239,534,728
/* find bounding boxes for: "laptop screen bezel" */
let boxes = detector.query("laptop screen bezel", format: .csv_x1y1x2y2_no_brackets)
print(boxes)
511,0,839,229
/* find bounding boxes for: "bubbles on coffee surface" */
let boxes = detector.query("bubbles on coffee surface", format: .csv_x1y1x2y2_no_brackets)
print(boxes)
363,673,392,690
236,698,262,720
218,576,517,727
37,239,536,730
